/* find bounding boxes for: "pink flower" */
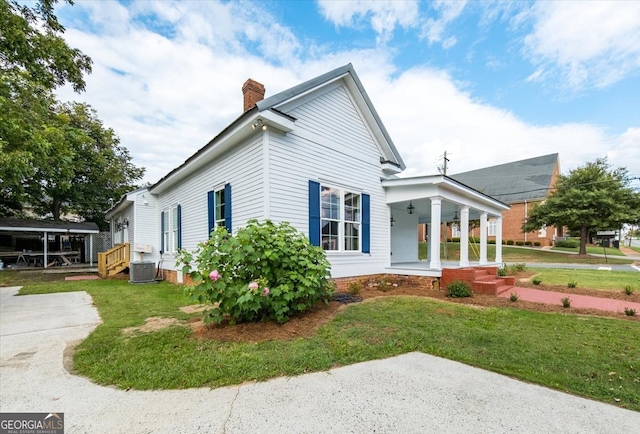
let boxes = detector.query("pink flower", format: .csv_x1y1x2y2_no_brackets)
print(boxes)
262,287,270,296
209,270,220,281
248,281,259,290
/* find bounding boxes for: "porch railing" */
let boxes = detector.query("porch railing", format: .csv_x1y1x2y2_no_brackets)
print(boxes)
98,243,130,278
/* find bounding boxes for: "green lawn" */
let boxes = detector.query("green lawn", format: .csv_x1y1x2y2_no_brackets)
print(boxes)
527,268,640,291
552,246,625,256
418,242,633,264
16,279,640,411
629,246,640,254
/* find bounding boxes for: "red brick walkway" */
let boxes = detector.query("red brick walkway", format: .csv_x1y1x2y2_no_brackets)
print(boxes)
498,287,640,314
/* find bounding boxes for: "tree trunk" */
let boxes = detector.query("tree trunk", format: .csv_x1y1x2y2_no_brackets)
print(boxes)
579,225,588,255
52,198,61,221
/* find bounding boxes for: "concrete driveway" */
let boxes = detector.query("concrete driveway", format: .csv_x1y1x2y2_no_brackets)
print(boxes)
1,286,639,433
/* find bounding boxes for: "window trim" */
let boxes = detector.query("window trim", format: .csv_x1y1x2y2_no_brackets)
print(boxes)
320,184,362,253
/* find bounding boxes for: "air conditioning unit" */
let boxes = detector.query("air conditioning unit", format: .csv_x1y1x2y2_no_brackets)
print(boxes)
129,261,156,284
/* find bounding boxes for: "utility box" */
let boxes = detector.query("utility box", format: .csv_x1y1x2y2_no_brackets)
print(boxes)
129,261,156,284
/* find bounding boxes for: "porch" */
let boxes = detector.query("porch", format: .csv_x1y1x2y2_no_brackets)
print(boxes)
385,260,502,277
383,174,510,277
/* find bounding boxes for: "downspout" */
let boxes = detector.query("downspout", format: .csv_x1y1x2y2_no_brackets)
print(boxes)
524,200,528,243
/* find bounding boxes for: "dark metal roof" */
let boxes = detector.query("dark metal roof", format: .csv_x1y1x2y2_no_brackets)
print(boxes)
450,153,559,204
0,218,99,233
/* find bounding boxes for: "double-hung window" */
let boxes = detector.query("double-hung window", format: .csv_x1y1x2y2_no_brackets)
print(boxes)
320,186,361,252
214,189,225,228
344,192,361,251
162,210,171,252
451,224,461,238
487,219,496,236
161,205,181,253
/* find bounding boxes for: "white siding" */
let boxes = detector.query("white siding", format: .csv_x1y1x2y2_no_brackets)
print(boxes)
132,191,159,264
157,137,264,271
390,212,419,263
269,85,390,277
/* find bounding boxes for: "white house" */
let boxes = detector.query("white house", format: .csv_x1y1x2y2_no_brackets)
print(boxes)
105,64,508,283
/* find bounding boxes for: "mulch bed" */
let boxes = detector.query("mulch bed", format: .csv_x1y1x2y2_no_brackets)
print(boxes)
190,272,639,343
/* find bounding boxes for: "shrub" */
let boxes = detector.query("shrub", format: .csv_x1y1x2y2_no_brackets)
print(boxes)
513,263,526,272
509,293,519,302
447,280,472,298
506,240,514,245
515,241,525,246
452,237,460,243
531,277,542,285
524,241,532,246
568,280,578,289
347,281,362,295
556,239,580,248
624,307,636,316
533,242,541,247
497,266,507,277
488,239,496,244
624,285,635,296
177,220,332,324
561,297,571,308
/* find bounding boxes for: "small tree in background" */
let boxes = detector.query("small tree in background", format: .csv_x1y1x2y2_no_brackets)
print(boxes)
523,158,640,255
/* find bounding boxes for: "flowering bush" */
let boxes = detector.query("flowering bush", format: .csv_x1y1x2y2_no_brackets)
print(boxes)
177,219,332,324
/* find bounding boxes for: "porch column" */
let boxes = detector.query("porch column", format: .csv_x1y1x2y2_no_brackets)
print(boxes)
429,197,442,270
495,216,503,264
459,206,470,267
479,212,488,265
89,234,94,267
426,224,432,262
43,231,48,269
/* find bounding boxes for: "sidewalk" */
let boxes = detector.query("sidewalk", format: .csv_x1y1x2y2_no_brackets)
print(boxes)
498,287,640,314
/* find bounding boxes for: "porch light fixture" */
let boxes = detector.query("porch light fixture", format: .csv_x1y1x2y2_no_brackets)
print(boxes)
252,119,267,131
390,215,395,227
407,202,415,214
453,211,459,224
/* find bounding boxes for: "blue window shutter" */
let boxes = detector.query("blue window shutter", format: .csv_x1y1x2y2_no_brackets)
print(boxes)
224,183,232,233
362,193,370,254
177,205,182,249
207,191,214,236
308,180,320,246
160,211,165,252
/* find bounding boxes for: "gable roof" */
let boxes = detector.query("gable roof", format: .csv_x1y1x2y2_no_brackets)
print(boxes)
450,153,559,204
258,63,405,170
150,64,404,193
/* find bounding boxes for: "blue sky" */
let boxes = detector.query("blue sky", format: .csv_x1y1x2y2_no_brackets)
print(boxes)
54,1,640,185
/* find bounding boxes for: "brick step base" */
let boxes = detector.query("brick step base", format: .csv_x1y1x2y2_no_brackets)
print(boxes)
442,267,513,296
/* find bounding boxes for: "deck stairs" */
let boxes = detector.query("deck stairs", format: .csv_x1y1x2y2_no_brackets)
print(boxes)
98,243,130,278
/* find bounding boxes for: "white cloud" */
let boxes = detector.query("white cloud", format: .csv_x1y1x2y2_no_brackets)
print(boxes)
359,67,640,177
421,0,467,48
54,0,639,187
523,1,640,89
317,0,419,44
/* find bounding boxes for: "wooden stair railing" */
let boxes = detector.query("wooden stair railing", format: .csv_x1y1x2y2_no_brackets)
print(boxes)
98,243,130,278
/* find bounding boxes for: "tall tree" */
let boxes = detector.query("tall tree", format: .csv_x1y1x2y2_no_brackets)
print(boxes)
0,0,92,92
523,158,640,254
24,102,144,228
1,0,145,226
1,0,92,216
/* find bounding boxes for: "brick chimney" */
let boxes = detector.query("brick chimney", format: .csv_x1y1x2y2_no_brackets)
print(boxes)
242,78,265,112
